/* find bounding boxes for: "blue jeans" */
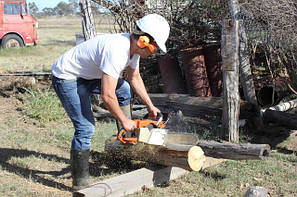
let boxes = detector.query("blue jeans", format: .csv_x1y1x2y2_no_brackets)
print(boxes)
51,75,131,150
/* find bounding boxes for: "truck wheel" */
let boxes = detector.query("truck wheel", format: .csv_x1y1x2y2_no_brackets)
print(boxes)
1,34,24,48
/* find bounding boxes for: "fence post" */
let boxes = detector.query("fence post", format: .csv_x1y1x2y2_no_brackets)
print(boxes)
221,19,240,143
79,0,96,40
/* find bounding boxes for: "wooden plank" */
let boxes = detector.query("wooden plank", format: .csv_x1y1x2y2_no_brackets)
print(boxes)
75,157,224,197
75,166,189,197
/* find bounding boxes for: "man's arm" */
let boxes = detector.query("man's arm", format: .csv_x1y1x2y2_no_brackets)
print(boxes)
127,66,160,118
101,72,136,131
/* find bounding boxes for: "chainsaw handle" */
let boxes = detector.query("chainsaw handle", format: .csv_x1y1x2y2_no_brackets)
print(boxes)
143,112,163,121
117,128,137,144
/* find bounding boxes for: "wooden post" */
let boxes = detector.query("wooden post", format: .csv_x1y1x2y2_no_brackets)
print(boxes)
79,0,96,40
221,18,240,143
229,0,257,105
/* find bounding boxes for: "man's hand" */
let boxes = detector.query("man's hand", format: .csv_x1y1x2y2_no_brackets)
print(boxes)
127,67,161,119
147,105,161,118
120,118,137,131
101,73,137,131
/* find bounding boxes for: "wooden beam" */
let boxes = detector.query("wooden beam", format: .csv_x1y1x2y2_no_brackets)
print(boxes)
75,157,225,197
74,166,188,197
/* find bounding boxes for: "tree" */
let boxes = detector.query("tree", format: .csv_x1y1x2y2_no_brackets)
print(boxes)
42,8,56,16
28,2,39,16
55,2,72,16
69,0,80,15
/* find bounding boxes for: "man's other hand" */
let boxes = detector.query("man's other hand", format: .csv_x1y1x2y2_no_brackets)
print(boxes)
148,105,161,118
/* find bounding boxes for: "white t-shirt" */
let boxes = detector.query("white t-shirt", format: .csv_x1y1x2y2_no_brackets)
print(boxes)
52,33,140,80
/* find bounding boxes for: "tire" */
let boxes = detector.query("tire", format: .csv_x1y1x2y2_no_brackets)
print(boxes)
1,34,24,49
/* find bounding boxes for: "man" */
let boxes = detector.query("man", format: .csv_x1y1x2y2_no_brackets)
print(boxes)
51,14,170,191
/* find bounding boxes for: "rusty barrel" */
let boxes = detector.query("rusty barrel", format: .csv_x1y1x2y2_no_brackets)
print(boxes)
158,54,187,94
203,44,223,97
180,47,211,97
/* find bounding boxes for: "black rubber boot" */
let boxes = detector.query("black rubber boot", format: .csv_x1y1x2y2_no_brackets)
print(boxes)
71,149,90,192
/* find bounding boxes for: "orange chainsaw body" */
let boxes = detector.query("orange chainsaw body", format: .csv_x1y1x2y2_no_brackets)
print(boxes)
117,119,166,144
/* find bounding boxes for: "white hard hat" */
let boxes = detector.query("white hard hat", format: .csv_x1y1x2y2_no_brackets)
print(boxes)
136,14,170,53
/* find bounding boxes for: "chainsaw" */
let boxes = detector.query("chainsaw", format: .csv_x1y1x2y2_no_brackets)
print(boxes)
116,112,170,145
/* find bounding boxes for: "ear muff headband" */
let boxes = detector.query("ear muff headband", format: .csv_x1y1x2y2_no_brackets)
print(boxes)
137,36,157,52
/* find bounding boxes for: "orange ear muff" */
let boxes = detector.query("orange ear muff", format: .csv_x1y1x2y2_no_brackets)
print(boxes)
137,36,157,53
137,36,150,48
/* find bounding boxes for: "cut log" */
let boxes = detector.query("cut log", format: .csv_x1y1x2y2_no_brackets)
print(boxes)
263,109,297,129
104,136,206,171
196,140,270,160
268,99,297,111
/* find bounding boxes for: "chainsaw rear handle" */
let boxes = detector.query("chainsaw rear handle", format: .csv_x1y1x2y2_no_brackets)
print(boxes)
116,118,166,144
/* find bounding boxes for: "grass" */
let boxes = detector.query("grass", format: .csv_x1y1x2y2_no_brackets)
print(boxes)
128,152,297,197
0,16,296,197
23,88,67,123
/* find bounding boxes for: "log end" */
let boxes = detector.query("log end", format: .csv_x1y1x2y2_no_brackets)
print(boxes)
259,144,271,160
188,146,206,171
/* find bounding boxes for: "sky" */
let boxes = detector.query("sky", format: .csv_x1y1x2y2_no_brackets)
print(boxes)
27,0,68,11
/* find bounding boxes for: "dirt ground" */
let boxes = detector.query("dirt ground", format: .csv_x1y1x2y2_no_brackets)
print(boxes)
0,76,296,197
0,77,73,196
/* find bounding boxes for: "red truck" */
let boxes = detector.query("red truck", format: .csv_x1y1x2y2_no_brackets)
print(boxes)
0,0,39,48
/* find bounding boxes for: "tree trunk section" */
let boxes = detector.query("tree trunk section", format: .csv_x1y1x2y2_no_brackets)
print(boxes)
221,19,240,143
196,140,270,160
104,137,206,171
239,21,257,105
79,0,96,40
149,93,254,118
268,99,297,111
263,109,297,129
